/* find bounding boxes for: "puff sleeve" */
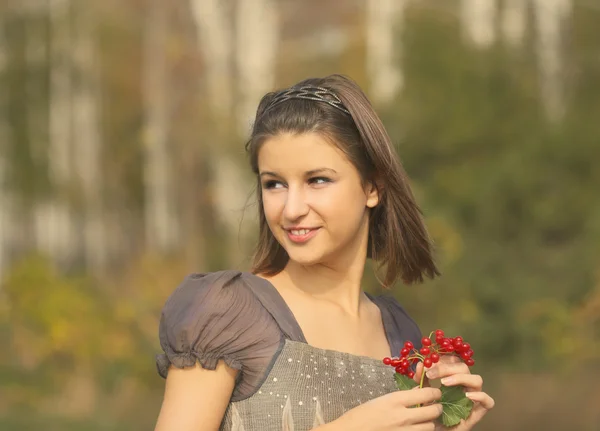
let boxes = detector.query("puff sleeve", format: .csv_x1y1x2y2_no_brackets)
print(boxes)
156,270,282,400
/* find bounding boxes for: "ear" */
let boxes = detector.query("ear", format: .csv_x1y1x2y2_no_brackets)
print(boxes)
365,181,380,208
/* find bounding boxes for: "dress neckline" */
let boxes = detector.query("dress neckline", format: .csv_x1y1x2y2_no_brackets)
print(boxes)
241,272,397,360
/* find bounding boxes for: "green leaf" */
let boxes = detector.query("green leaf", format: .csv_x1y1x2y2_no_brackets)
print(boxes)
394,373,418,391
438,385,473,427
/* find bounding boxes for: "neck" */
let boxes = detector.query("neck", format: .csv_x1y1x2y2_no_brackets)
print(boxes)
277,220,371,316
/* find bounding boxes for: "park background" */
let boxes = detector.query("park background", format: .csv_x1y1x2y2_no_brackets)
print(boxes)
0,0,599,429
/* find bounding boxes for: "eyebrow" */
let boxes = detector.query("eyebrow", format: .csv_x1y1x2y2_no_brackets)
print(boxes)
259,168,338,178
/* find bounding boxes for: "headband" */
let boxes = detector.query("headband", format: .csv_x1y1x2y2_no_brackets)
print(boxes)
263,85,351,115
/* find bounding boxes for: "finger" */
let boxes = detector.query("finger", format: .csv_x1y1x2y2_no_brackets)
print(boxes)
425,362,470,380
466,391,495,410
394,387,442,407
459,392,495,428
404,403,443,424
439,373,484,391
438,354,461,364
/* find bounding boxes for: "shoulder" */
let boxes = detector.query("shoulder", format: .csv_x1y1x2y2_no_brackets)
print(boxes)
369,293,422,350
160,270,253,315
157,270,282,399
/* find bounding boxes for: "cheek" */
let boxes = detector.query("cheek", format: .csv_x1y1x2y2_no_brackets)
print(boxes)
315,186,367,225
261,193,284,225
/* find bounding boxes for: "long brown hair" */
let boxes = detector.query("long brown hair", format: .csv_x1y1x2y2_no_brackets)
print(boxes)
245,74,439,287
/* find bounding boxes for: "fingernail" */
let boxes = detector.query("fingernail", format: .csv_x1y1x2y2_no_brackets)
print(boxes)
426,370,437,379
465,392,475,399
440,377,454,385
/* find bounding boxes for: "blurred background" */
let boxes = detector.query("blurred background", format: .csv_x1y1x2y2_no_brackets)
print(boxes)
0,0,599,429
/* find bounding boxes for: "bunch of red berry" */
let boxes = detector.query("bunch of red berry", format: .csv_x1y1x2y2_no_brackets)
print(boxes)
383,329,475,377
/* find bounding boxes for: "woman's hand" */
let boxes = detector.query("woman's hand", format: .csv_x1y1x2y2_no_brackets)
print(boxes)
413,355,495,431
320,387,443,431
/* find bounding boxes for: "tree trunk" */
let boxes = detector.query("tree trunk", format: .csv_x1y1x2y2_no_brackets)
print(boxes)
234,0,278,135
71,2,107,271
39,0,76,266
365,0,406,105
532,0,572,121
460,0,498,48
0,18,10,284
143,0,179,254
501,0,528,48
191,0,249,267
190,0,233,122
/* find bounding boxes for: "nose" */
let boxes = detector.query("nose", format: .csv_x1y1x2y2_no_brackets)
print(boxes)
283,185,309,221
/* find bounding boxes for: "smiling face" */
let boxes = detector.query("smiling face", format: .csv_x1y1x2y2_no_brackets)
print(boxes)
258,132,379,269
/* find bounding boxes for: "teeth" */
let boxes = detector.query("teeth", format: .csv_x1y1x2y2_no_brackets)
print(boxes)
291,229,311,235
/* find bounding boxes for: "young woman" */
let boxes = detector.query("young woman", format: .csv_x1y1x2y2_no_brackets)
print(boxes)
154,75,494,431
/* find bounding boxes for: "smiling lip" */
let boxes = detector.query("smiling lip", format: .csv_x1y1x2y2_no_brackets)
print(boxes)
284,227,320,244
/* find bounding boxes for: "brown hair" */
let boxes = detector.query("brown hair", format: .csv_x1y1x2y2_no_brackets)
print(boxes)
245,74,439,287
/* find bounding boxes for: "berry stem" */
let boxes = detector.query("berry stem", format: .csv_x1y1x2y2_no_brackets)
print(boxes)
419,363,426,389
416,361,427,408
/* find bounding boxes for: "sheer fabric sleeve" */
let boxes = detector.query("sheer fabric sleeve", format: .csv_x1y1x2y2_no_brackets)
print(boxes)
156,270,282,400
374,295,423,354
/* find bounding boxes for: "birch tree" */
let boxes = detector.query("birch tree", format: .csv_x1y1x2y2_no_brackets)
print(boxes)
532,0,572,121
0,16,10,283
501,0,528,47
142,0,179,253
366,0,407,105
190,0,234,121
190,0,248,266
71,3,107,270
460,0,499,48
37,0,76,265
234,0,278,134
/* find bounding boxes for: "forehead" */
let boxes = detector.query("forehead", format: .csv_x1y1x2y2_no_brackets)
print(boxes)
258,133,351,173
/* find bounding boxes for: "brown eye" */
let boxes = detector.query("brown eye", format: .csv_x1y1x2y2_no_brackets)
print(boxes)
263,180,284,189
308,177,332,185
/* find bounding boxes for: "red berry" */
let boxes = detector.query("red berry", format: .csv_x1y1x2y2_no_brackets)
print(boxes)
419,347,431,356
435,335,444,344
395,365,405,374
423,358,433,368
441,339,451,349
404,341,414,350
400,347,410,357
430,353,440,363
453,339,464,351
400,359,409,368
435,329,444,337
407,371,415,379
464,349,474,358
391,359,401,367
466,358,475,367
460,351,471,361
422,337,432,347
446,345,455,353
383,357,392,365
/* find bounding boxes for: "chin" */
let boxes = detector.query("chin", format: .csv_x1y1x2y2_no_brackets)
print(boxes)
285,249,328,267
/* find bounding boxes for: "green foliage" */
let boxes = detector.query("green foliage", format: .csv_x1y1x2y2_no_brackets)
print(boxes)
394,373,418,391
381,4,600,372
394,373,473,426
0,1,599,429
439,385,473,427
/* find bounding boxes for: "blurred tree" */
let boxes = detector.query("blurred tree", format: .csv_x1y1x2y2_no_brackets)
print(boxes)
142,0,179,253
0,12,10,283
365,0,406,105
38,0,76,267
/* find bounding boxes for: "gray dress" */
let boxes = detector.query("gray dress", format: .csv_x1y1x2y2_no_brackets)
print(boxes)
156,270,422,430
